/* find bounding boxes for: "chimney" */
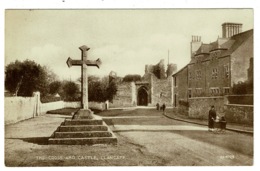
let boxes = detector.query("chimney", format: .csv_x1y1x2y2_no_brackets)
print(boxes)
191,35,202,58
222,22,242,38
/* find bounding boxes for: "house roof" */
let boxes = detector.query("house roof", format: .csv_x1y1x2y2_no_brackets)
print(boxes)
196,44,212,54
189,29,253,64
172,64,188,77
173,29,253,77
221,29,253,57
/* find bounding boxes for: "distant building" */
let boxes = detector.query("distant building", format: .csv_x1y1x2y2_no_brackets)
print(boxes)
109,59,177,108
172,22,253,107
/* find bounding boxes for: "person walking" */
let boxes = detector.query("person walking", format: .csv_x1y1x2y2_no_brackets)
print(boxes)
162,103,166,114
156,103,160,110
208,105,217,131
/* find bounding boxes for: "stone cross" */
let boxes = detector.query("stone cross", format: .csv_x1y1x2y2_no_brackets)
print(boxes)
66,45,101,109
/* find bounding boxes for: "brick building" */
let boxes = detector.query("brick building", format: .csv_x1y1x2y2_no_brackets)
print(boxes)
172,22,253,107
109,59,177,108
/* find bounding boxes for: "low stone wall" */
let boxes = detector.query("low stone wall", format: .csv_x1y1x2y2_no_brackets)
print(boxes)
177,105,189,116
188,97,225,119
109,101,134,108
41,101,64,114
187,96,253,125
64,101,105,111
224,104,253,125
89,102,106,111
64,101,81,108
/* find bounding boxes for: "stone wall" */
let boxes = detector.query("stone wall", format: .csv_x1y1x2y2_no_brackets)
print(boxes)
224,104,253,125
89,102,106,111
151,75,172,106
187,95,253,125
64,101,81,108
188,97,225,119
109,82,135,108
41,101,64,114
5,93,106,125
173,66,188,107
64,101,105,110
5,96,39,125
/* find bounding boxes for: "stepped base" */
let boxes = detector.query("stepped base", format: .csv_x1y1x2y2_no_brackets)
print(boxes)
55,131,112,138
48,113,117,145
64,119,103,125
59,125,108,132
49,137,117,145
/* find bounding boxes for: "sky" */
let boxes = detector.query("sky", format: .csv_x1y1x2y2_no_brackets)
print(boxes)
5,9,253,81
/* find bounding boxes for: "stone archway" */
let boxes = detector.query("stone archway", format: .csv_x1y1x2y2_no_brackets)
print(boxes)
137,87,148,106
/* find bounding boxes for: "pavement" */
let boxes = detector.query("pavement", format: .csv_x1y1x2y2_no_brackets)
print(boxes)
112,125,207,132
163,112,253,134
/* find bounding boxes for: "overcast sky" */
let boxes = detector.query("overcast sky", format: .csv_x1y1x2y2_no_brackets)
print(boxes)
5,9,253,81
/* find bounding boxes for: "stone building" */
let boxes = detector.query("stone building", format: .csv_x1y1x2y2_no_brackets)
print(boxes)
109,59,177,108
172,22,253,107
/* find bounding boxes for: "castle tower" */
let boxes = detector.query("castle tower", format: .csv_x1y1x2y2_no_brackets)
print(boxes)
222,22,242,38
167,63,177,77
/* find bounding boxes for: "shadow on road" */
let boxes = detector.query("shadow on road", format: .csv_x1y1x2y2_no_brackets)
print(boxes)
7,137,49,145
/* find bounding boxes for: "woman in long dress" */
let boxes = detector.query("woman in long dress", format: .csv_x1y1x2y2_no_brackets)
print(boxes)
208,106,216,131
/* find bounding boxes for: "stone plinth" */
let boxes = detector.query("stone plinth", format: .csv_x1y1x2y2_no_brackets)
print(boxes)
72,109,94,119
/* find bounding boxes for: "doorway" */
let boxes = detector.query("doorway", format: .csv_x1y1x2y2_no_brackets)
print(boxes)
137,87,148,106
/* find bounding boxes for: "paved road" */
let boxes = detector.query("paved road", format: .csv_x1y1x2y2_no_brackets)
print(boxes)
5,113,253,166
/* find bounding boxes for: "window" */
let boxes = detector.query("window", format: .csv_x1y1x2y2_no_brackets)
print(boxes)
174,77,177,87
224,65,229,78
212,68,218,79
223,87,230,94
210,87,220,96
196,70,202,80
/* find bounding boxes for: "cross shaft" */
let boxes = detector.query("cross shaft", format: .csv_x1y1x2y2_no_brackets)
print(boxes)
66,45,101,109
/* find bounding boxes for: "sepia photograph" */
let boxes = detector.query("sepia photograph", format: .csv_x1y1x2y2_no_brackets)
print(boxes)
4,8,254,166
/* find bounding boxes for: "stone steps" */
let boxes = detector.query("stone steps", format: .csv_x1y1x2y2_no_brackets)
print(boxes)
48,114,117,145
59,125,108,132
54,131,112,138
64,119,103,125
48,137,117,145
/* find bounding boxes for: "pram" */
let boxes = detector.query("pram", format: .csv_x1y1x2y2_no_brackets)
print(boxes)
213,120,227,133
